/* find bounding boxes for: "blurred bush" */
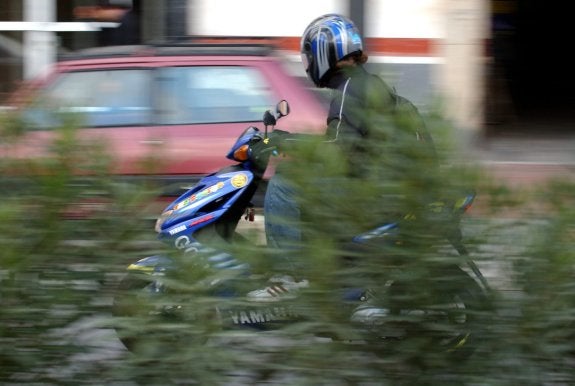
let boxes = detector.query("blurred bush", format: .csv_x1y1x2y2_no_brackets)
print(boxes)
0,112,163,383
476,179,575,386
0,107,573,385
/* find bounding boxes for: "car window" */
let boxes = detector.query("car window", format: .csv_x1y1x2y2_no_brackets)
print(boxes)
156,66,274,124
23,69,152,128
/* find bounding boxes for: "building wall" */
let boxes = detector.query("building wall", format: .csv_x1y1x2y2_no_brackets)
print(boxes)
437,0,489,138
0,0,489,138
191,0,347,37
190,0,489,136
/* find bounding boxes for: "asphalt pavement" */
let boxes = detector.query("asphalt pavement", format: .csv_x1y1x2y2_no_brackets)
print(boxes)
467,130,574,187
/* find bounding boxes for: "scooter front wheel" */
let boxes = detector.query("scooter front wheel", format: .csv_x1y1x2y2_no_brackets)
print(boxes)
112,273,190,352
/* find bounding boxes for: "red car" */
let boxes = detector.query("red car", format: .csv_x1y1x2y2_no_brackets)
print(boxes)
2,43,327,203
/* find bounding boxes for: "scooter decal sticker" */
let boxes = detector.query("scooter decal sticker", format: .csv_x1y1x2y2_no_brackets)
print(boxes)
174,182,225,210
174,198,191,210
189,214,214,227
168,224,187,235
175,235,191,249
227,306,298,324
231,173,248,188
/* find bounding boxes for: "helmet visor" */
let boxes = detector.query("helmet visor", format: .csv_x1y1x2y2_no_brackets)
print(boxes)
301,52,310,73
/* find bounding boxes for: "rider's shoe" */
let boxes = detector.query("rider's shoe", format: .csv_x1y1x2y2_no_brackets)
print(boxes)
247,275,309,302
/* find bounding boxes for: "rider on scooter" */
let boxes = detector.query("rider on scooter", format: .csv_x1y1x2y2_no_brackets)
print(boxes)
248,14,436,301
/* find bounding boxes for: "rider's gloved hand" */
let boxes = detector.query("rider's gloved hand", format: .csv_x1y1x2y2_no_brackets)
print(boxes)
268,129,291,151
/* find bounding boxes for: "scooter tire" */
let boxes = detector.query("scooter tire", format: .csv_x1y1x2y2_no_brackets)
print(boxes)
362,265,490,360
112,273,180,352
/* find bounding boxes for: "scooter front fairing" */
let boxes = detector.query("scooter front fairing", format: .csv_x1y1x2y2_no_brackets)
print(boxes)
156,168,256,246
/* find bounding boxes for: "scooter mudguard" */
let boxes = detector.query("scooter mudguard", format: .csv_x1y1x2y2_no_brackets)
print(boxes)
127,255,175,274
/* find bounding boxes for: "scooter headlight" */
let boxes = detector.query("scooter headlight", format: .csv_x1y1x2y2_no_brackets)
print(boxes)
154,209,174,233
232,144,250,162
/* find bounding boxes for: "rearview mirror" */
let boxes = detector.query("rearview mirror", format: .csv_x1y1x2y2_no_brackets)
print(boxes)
276,100,290,117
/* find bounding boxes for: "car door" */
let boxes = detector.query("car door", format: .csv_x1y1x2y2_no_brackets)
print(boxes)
10,67,167,175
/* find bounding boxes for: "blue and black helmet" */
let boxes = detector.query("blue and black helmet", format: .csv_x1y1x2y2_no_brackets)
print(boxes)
300,14,364,87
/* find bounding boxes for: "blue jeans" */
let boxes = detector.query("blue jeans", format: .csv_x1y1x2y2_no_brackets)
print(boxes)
264,174,302,272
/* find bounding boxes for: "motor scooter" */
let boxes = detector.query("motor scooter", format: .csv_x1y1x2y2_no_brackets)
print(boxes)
113,100,489,354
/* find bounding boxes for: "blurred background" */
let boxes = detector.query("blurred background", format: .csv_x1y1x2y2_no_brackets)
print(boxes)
1,0,573,142
0,1,573,385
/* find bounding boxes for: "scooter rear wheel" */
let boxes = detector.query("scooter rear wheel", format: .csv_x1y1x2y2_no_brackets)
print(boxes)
359,265,489,359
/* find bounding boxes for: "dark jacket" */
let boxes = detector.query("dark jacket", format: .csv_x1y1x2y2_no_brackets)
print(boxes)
265,64,437,244
324,65,396,141
280,64,436,177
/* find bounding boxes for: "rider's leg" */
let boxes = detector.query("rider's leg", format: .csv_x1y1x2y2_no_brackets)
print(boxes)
264,173,303,273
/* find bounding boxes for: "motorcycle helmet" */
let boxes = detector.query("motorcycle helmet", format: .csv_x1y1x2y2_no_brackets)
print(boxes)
300,14,364,87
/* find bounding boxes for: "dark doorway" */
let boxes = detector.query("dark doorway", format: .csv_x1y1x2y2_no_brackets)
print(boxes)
486,0,574,136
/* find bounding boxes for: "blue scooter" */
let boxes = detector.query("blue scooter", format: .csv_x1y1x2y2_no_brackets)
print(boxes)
113,100,489,354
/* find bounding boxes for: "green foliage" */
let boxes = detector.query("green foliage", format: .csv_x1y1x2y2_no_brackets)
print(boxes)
0,115,162,383
0,107,573,385
0,110,27,140
482,180,575,385
230,106,493,385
